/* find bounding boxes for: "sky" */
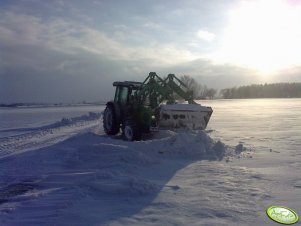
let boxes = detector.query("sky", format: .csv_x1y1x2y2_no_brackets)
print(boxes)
1,0,301,103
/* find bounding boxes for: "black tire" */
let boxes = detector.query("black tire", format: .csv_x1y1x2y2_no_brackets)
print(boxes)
123,120,141,141
103,104,119,135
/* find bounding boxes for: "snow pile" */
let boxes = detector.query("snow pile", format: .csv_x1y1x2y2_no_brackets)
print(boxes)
138,130,251,161
161,131,226,160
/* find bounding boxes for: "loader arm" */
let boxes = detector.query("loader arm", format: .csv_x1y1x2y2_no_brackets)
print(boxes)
163,74,196,104
134,72,212,131
136,72,196,109
136,72,173,109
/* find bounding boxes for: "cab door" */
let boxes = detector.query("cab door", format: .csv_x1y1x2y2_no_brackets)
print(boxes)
114,86,130,118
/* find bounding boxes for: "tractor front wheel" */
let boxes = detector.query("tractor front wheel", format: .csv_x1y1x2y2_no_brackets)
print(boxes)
103,104,119,135
123,120,141,141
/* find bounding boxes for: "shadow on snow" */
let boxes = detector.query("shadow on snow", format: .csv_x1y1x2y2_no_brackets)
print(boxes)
0,131,226,225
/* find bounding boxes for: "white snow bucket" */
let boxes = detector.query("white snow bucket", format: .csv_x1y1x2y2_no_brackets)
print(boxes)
158,103,213,130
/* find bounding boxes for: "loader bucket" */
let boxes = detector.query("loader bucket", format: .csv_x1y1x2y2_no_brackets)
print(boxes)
158,103,213,130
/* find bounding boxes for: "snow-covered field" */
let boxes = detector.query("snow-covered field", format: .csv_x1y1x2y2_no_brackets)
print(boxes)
0,99,300,226
0,105,103,138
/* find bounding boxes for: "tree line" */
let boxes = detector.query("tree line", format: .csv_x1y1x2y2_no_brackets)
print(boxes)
220,83,301,99
180,75,301,99
180,75,217,99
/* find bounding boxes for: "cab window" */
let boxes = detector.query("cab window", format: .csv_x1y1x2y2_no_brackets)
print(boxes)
114,86,128,104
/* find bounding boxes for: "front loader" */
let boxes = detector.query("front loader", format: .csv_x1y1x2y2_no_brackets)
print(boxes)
103,72,213,141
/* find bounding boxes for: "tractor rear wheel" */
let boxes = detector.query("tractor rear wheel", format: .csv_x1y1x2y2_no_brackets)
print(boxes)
123,120,141,141
103,104,119,135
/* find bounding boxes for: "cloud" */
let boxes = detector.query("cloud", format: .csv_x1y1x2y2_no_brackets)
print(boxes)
197,30,216,41
1,1,300,103
0,10,201,73
0,11,197,64
0,11,197,102
0,12,44,46
142,21,161,29
158,58,262,89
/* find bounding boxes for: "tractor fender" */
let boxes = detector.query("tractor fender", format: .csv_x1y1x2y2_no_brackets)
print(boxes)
106,101,121,124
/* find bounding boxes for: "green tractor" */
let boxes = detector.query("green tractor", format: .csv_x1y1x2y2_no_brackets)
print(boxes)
103,72,213,141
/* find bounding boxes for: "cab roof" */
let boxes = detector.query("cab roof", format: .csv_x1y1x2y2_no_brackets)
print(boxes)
113,81,142,89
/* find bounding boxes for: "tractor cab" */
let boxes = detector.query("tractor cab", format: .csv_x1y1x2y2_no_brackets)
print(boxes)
113,81,142,105
103,81,146,141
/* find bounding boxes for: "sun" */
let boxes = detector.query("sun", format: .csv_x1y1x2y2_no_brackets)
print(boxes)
214,0,301,75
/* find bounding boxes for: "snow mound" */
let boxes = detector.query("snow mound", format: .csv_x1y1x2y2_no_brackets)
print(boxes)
166,132,225,159
139,130,247,161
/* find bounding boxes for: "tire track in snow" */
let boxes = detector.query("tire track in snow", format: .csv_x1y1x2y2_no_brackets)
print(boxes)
0,119,101,159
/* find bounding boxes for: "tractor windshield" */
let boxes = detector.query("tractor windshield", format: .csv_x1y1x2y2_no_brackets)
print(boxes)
114,86,128,104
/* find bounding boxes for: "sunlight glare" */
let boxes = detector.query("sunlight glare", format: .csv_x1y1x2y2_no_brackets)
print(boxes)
215,0,301,75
